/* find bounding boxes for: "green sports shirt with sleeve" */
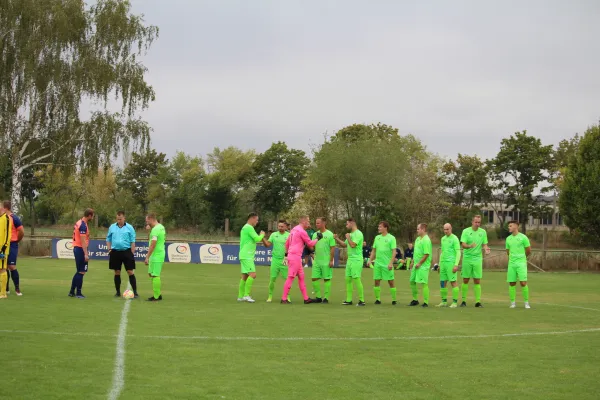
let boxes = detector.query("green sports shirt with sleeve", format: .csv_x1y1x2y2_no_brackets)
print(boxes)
268,231,289,259
373,233,396,268
346,229,364,261
440,233,461,265
312,230,335,265
506,232,531,263
149,223,166,262
239,224,264,261
414,234,433,268
460,227,488,260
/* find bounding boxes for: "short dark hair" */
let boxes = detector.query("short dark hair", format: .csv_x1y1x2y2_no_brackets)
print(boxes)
278,219,287,224
2,200,11,210
508,220,519,226
84,208,94,218
316,217,326,223
117,210,126,216
247,212,258,219
418,223,428,231
347,218,355,223
146,213,157,220
379,221,390,229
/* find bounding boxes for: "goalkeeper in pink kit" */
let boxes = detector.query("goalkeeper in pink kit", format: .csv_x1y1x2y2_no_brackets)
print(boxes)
281,215,321,304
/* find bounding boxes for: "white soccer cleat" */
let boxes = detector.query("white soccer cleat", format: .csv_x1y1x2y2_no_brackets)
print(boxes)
524,302,531,309
243,296,255,303
6,291,9,295
266,298,272,303
510,302,516,309
16,290,22,296
237,298,245,302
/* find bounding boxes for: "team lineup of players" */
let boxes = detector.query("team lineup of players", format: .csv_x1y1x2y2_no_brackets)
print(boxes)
237,213,532,308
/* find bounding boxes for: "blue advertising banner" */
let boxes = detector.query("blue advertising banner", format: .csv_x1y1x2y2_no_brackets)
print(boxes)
51,238,341,266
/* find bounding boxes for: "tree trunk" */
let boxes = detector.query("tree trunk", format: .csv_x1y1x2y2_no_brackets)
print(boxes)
520,211,528,234
11,156,23,215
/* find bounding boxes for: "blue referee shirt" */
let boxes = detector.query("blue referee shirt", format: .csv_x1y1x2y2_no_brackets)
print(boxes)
106,222,136,251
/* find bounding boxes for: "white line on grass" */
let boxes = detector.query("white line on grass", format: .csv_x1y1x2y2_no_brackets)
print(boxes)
107,285,132,400
1,327,599,341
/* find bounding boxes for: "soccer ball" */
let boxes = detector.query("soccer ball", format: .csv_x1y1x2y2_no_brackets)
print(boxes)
122,289,134,299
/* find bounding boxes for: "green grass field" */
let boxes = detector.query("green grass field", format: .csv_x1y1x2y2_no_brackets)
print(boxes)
3,258,600,400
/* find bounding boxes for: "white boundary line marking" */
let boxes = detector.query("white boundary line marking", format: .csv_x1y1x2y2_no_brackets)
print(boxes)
107,284,132,400
1,327,599,341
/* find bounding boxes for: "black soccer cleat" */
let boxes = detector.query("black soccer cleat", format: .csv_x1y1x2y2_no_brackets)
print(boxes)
460,301,467,307
134,293,139,299
146,295,163,302
475,302,483,308
280,299,291,304
422,303,429,308
374,300,381,305
408,300,419,306
342,301,353,306
68,292,75,297
114,293,121,298
76,294,86,299
304,298,315,304
357,301,366,307
322,299,329,304
314,297,323,303
392,301,397,305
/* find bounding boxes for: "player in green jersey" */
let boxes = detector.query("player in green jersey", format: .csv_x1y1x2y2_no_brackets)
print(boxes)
367,221,397,305
311,217,336,303
263,220,290,303
334,218,365,306
408,223,432,307
237,213,265,303
144,213,166,302
436,223,462,308
460,215,490,307
506,220,532,309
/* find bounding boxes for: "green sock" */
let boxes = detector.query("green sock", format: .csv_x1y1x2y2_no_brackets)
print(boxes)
238,279,246,298
345,276,353,302
152,277,161,299
522,285,529,302
410,281,418,300
354,278,364,302
474,284,481,303
440,287,448,303
509,285,516,302
244,276,255,297
312,280,321,298
390,287,397,301
452,287,459,302
461,283,468,301
422,284,429,304
324,280,332,299
268,277,276,298
374,286,381,301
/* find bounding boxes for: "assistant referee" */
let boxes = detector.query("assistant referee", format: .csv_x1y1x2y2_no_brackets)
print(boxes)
106,210,138,298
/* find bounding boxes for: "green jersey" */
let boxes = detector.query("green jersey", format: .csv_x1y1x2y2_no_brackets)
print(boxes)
346,229,364,261
440,233,461,265
506,233,530,262
373,233,396,268
312,229,335,265
268,231,289,259
149,223,166,262
460,227,488,260
239,224,264,260
414,234,432,268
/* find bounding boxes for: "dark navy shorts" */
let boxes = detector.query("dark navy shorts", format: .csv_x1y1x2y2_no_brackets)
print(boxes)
7,242,18,266
74,247,88,273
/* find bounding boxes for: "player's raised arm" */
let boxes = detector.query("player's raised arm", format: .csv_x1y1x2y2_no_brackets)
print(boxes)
300,228,318,248
346,233,357,248
334,234,347,248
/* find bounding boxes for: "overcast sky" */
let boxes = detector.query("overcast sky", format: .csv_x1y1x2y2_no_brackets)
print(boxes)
127,0,600,161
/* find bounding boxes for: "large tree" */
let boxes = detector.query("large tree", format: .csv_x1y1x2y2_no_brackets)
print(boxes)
0,0,158,213
559,124,600,244
489,131,553,233
251,141,309,218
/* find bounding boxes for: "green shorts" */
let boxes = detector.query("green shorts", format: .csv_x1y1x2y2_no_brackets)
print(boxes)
148,261,163,277
439,261,457,282
374,264,394,281
507,262,527,282
312,262,333,280
461,258,482,279
270,258,287,279
240,259,256,274
345,259,363,279
409,265,429,284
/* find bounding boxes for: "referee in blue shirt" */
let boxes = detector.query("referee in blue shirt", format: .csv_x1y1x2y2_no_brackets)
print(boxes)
106,210,138,297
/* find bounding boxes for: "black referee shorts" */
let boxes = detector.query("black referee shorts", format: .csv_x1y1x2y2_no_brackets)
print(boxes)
109,249,136,271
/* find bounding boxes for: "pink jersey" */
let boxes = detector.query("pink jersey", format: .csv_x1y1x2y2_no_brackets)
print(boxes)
286,225,318,257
